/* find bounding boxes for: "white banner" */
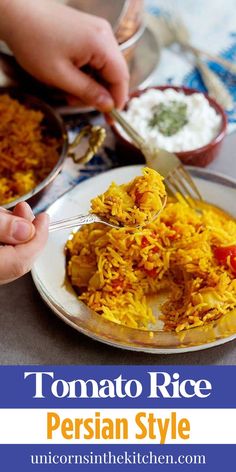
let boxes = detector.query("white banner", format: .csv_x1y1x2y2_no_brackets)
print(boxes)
0,409,234,444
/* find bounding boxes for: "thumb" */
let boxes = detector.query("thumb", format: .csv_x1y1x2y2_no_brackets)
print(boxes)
0,211,35,245
57,62,114,112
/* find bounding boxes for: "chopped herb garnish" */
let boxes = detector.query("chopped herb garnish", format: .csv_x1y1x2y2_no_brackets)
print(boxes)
148,100,188,136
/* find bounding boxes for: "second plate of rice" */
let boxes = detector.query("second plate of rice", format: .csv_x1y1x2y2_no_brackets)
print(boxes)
32,166,236,353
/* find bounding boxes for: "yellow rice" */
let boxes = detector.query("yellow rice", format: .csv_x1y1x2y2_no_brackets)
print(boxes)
91,167,166,226
66,169,236,332
0,94,60,205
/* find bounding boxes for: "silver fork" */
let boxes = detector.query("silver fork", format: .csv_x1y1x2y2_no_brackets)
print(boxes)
110,109,202,204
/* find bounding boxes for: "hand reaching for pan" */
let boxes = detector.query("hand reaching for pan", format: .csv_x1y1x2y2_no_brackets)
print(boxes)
0,0,129,111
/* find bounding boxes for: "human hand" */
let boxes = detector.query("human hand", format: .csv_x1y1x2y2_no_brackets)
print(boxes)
0,202,49,285
1,0,129,111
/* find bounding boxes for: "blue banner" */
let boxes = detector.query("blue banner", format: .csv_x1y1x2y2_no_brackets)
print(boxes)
0,444,234,470
0,365,234,408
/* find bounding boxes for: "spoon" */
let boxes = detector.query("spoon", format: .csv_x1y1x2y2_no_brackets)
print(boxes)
49,197,167,233
49,213,120,232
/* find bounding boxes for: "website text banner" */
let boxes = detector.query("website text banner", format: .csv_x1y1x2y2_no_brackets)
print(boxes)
0,445,234,470
0,365,235,408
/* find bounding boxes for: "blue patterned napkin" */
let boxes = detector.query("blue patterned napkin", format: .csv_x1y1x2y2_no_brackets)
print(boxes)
146,0,236,131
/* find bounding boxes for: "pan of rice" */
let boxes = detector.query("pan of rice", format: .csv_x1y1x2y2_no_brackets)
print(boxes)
0,87,104,209
0,88,66,208
32,165,236,353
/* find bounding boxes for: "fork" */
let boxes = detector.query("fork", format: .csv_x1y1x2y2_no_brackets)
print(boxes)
110,109,202,204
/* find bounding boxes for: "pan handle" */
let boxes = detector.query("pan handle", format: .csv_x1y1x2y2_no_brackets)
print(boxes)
67,125,106,164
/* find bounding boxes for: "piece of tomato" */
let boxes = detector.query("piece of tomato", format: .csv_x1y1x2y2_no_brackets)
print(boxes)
144,268,158,278
168,232,178,241
214,245,236,264
141,236,159,253
230,255,236,274
152,246,159,253
111,278,124,290
134,190,142,205
141,236,149,248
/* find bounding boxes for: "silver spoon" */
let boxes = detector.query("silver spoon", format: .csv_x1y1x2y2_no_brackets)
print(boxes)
49,213,120,232
49,199,167,233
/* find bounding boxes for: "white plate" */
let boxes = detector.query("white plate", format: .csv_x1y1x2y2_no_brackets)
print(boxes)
32,166,236,354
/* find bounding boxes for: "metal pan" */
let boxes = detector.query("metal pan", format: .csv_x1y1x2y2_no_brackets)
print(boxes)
0,87,106,210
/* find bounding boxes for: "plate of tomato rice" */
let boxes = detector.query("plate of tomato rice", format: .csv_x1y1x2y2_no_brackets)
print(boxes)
32,165,236,353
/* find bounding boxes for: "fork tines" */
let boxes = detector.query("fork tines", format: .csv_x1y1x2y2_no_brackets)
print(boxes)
165,164,202,205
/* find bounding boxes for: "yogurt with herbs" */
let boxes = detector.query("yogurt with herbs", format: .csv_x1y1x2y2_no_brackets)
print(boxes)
121,88,222,152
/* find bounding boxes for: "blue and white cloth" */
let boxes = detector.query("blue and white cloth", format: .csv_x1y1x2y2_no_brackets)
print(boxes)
34,0,236,213
146,0,236,130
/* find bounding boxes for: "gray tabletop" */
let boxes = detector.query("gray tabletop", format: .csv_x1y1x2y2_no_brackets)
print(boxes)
1,132,236,365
